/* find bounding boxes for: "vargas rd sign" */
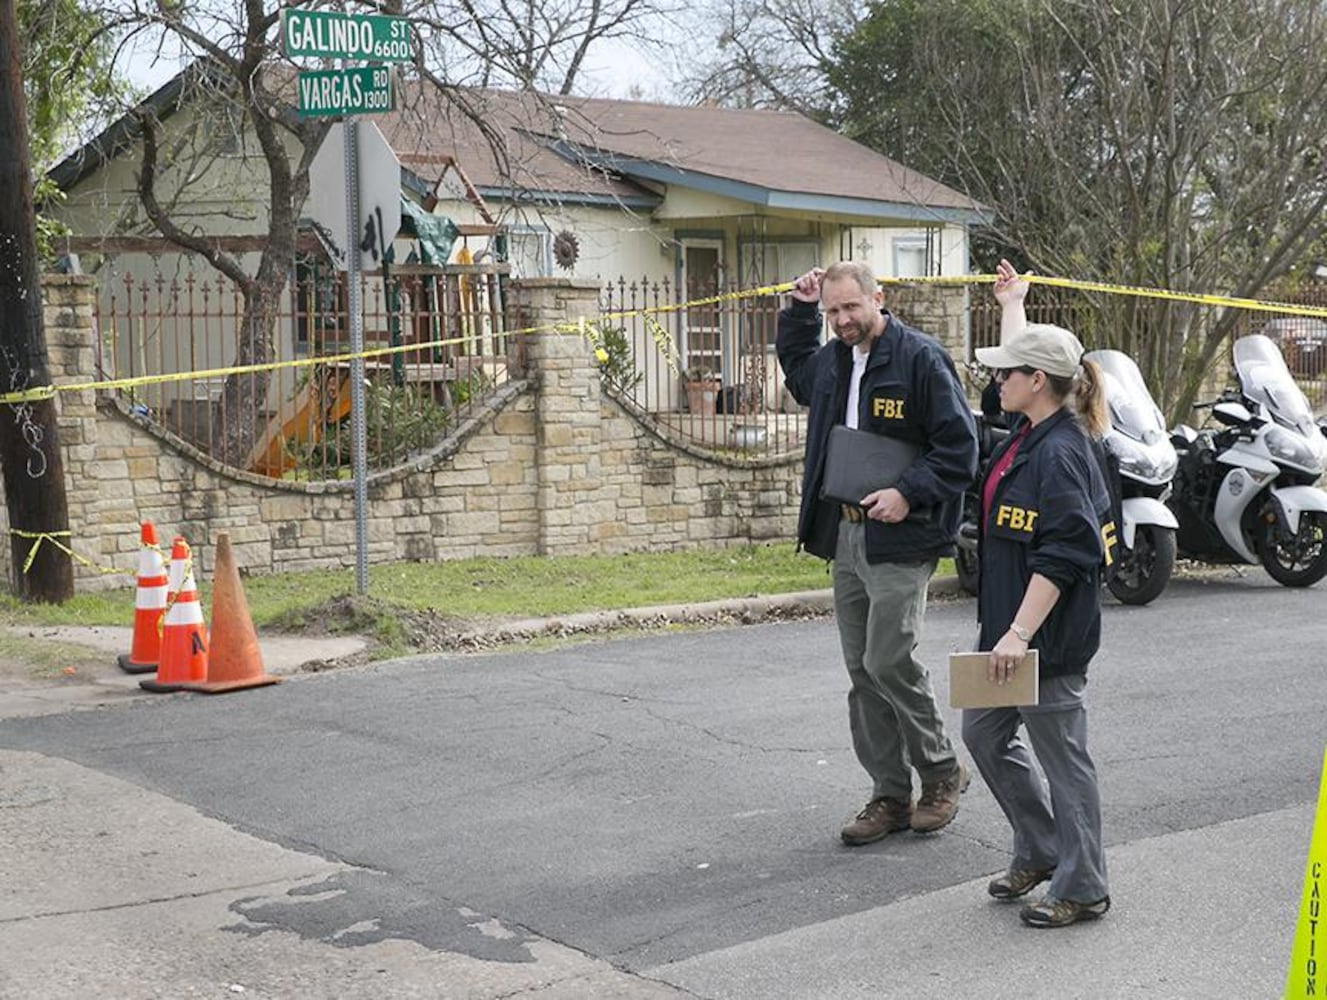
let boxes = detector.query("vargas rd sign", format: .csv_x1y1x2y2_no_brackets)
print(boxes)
297,65,393,117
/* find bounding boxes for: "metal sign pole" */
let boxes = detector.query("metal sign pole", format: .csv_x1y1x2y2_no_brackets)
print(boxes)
287,7,411,597
343,118,370,596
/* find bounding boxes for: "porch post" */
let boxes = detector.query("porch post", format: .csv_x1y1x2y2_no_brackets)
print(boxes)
512,277,609,556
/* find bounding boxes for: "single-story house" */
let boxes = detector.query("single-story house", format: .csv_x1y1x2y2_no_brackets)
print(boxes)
47,63,986,459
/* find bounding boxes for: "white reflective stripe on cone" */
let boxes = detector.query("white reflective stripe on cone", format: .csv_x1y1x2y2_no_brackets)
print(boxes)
136,584,169,609
163,594,205,626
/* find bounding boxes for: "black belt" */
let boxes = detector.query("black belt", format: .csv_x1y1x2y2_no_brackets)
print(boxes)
841,504,865,523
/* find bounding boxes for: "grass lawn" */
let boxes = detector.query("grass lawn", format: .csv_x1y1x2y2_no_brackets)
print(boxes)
0,546,955,655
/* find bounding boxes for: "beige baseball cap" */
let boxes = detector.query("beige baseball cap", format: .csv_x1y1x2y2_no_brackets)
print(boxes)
974,324,1084,378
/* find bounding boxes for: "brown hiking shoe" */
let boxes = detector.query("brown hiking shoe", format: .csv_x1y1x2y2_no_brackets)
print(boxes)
988,866,1055,900
840,796,913,845
910,761,970,833
1020,894,1111,928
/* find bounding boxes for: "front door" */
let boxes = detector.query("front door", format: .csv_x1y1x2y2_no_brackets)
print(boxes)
681,240,724,379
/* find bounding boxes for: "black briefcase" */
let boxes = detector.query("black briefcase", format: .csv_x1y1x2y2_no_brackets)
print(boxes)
820,425,920,507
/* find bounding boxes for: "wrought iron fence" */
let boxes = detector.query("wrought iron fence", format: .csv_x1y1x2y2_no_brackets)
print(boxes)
598,276,807,457
90,262,1323,480
92,257,516,480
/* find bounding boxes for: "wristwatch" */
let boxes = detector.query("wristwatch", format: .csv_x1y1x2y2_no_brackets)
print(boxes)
1008,622,1033,642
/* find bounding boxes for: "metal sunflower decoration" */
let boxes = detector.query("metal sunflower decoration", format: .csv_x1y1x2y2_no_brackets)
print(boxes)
553,229,580,270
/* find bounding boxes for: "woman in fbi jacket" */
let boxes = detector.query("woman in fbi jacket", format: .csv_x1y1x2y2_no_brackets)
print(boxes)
963,314,1116,929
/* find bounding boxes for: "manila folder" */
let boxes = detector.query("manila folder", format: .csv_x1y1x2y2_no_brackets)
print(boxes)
948,650,1039,709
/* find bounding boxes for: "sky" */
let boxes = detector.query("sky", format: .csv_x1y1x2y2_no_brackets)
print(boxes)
122,25,685,103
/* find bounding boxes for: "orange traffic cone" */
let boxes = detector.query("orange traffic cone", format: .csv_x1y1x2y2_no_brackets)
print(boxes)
183,533,279,694
117,521,169,674
165,535,187,601
141,538,208,693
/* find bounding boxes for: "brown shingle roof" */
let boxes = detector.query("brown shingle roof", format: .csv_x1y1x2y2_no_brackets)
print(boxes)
381,87,658,205
382,86,984,221
51,66,983,223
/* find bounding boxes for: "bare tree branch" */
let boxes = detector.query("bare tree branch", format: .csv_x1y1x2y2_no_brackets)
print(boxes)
412,0,678,95
679,0,855,113
827,0,1327,418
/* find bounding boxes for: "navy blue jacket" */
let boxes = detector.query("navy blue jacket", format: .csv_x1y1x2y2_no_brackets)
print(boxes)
977,407,1115,677
777,300,977,563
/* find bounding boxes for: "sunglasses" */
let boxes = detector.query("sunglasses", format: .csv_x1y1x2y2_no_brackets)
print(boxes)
993,365,1039,381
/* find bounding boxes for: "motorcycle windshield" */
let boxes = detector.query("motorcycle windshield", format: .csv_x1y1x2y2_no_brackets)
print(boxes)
1085,349,1167,443
1233,334,1316,435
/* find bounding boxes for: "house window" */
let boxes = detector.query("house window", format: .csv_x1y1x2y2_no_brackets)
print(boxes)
893,237,931,277
739,240,820,347
504,228,552,278
740,240,819,288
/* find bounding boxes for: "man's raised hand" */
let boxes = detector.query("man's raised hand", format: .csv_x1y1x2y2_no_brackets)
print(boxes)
791,268,826,303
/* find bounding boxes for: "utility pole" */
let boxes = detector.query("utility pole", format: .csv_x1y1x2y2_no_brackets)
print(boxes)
0,0,73,602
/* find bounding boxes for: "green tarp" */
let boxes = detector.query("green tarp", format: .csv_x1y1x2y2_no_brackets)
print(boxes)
399,197,459,265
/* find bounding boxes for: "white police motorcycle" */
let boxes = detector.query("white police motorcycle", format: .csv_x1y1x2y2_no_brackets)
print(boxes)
1085,349,1180,605
1167,334,1327,587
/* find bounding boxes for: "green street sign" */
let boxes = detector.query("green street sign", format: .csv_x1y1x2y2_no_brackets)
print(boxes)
281,8,413,62
297,66,393,117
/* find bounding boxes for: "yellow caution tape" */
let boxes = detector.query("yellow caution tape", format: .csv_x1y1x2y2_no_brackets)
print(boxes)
0,325,556,406
6,385,57,403
644,313,685,376
12,287,627,406
160,549,194,627
599,281,793,323
5,272,1325,408
878,272,1327,319
1285,747,1327,998
7,528,123,576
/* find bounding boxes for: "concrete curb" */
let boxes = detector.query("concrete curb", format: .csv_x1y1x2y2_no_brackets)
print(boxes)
453,574,967,645
0,576,968,701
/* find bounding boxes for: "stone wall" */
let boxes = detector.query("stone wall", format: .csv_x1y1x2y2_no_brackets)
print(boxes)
3,276,809,592
888,282,971,362
2,277,985,593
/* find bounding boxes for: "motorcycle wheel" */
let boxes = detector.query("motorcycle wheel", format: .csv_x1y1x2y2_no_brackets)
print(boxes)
1258,509,1327,587
1106,525,1176,606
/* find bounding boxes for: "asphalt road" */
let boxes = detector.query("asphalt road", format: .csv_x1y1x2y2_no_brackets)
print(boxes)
1,570,1323,998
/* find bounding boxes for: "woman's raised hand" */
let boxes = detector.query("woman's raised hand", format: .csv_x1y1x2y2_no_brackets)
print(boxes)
993,258,1030,307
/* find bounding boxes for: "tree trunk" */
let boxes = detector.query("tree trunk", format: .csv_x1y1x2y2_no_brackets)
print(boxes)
212,260,286,469
0,0,72,602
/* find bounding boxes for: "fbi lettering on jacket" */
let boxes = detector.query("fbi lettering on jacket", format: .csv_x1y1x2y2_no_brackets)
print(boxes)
1101,521,1117,566
997,504,1118,566
871,397,906,420
995,504,1039,533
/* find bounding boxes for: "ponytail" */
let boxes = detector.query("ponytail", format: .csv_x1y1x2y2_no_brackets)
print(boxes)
1043,358,1109,438
1072,359,1109,438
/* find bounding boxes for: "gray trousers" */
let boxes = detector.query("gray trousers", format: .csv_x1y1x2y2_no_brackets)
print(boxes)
833,520,957,801
961,674,1109,903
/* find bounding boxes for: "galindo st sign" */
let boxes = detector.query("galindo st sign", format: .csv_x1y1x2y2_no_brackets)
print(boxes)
280,8,413,62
